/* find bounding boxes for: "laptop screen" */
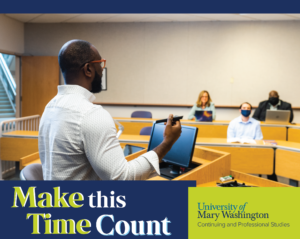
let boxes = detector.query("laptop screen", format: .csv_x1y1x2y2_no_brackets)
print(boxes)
195,110,213,121
147,123,198,168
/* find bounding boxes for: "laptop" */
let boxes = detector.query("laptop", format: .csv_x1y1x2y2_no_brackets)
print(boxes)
265,110,290,124
147,122,198,179
194,110,213,122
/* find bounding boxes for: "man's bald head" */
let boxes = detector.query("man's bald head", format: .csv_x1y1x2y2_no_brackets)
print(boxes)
269,90,279,98
58,39,97,76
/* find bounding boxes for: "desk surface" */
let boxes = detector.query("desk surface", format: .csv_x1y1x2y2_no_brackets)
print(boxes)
114,117,300,128
2,130,39,138
3,130,300,152
118,135,300,152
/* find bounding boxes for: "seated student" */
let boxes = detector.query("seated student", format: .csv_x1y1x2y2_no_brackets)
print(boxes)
253,90,293,123
188,90,216,120
227,102,263,140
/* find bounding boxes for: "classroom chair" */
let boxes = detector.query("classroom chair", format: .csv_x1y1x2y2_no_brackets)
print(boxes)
123,144,145,156
20,164,43,180
140,126,152,135
131,111,152,118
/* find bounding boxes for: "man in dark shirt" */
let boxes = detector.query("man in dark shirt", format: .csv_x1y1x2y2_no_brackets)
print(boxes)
253,90,293,123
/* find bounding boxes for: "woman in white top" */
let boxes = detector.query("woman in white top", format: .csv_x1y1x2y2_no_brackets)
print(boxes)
188,90,216,120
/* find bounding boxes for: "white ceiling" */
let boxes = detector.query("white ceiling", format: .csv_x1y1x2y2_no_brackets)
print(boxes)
5,14,300,23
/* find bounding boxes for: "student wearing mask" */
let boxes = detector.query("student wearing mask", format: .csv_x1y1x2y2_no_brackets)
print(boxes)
188,90,216,120
253,90,293,123
227,102,263,140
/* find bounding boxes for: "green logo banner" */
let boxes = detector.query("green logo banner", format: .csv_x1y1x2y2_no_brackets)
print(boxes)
189,188,299,238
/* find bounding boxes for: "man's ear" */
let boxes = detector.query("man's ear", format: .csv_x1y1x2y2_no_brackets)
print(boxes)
83,63,93,78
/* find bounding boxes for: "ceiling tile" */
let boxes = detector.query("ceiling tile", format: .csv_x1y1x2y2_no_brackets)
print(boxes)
138,15,173,22
5,14,41,22
5,14,300,23
102,14,157,22
242,14,296,21
29,14,80,23
192,14,253,21
65,14,117,23
154,14,211,22
286,14,300,19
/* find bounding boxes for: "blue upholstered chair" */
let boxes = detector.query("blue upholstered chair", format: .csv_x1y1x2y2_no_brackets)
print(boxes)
131,111,152,118
140,126,152,136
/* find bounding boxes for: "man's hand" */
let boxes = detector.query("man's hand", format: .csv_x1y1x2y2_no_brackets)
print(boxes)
153,114,182,163
163,114,181,146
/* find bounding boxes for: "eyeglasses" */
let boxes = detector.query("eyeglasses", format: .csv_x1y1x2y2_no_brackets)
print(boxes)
89,59,106,68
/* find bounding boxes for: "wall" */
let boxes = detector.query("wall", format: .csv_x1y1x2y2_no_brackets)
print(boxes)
0,15,24,54
24,21,300,122
102,105,240,120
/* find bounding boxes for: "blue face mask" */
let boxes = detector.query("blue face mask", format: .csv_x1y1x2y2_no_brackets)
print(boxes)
241,110,251,117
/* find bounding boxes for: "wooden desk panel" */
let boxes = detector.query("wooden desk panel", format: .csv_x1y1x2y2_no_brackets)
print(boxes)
261,126,287,141
276,149,300,181
288,128,300,143
0,138,39,161
184,124,228,138
204,146,274,175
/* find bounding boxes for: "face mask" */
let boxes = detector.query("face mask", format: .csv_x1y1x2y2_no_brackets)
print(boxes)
269,97,279,106
90,71,102,93
241,110,251,117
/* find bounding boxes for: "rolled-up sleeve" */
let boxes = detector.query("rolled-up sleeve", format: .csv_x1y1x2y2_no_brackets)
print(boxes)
80,107,160,180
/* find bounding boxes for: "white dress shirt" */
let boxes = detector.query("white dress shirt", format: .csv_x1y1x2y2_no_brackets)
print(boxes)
39,85,160,180
227,116,263,140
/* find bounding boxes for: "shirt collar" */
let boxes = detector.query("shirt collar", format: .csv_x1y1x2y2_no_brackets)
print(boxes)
238,115,253,124
268,100,281,108
57,85,96,103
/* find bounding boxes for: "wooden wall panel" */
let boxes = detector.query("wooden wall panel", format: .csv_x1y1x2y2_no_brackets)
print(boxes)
21,56,59,117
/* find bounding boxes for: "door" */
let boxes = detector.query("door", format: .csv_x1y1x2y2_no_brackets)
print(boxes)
21,56,59,117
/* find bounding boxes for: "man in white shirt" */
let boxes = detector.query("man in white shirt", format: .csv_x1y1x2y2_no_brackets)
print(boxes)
39,39,181,180
227,102,263,141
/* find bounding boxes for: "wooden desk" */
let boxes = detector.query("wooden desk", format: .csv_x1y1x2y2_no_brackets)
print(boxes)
287,125,300,143
145,146,289,187
17,145,290,187
2,129,300,181
276,148,300,181
0,130,39,162
114,118,288,141
119,134,300,179
197,170,290,187
118,135,275,175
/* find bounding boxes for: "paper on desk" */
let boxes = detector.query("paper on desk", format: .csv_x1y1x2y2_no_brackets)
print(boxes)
227,138,257,144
